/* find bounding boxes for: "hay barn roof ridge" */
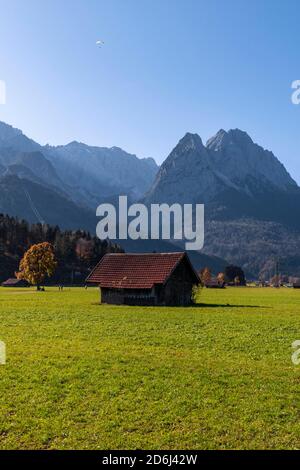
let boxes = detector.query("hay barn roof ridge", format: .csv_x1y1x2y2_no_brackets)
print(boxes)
86,252,199,289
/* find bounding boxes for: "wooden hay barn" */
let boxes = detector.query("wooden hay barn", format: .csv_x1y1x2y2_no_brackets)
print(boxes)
2,278,29,288
86,252,200,306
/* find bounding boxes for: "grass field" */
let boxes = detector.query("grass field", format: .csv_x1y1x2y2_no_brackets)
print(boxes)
1,286,300,450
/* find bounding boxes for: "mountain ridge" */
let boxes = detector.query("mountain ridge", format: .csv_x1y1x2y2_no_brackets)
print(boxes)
0,121,159,210
145,129,300,277
145,128,297,205
1,120,300,277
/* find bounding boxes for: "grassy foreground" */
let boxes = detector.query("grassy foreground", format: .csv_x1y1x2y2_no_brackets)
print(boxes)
0,286,300,450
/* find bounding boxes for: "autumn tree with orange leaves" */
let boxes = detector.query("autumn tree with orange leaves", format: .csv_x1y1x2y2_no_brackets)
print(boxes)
17,242,57,290
217,272,225,286
200,267,212,286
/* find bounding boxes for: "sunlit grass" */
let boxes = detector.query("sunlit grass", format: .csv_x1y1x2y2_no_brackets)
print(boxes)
0,286,300,449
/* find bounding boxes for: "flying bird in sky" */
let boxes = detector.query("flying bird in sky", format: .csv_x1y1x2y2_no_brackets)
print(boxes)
96,40,105,47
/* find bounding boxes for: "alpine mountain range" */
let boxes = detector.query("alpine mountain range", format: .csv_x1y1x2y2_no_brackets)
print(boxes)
0,120,300,278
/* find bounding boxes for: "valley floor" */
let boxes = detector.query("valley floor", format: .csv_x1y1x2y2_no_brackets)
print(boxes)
0,286,300,449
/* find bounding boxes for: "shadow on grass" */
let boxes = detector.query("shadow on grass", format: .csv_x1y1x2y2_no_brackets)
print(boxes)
91,302,270,309
194,303,270,309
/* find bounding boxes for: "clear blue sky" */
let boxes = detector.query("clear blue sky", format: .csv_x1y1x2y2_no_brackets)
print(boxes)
0,0,300,181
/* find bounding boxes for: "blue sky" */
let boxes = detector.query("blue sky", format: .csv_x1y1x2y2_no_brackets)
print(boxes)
0,0,300,180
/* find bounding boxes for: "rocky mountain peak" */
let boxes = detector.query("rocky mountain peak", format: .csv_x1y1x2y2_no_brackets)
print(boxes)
207,128,253,151
145,127,298,206
0,121,23,142
227,128,253,145
161,132,207,170
177,132,204,153
66,140,82,147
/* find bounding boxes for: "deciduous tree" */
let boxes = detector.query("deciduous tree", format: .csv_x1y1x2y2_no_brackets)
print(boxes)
217,272,225,286
17,242,57,290
200,267,212,286
225,265,246,286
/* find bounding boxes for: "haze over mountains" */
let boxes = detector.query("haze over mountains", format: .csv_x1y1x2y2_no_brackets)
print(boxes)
1,120,300,277
0,123,158,211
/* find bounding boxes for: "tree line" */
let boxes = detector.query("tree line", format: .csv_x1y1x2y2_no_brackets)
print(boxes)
200,265,246,286
0,214,123,283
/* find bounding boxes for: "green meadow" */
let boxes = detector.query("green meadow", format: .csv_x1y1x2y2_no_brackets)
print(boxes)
1,286,300,450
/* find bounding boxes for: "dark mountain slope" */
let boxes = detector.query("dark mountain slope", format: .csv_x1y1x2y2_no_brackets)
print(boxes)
0,175,96,233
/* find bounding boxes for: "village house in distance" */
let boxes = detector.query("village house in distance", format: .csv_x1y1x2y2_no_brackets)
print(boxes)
1,278,29,288
86,252,200,306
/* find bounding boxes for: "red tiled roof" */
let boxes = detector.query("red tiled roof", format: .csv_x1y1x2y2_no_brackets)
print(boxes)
86,252,198,289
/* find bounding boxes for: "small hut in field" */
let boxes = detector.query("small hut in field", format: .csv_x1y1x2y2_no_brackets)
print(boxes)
86,252,200,306
1,278,29,288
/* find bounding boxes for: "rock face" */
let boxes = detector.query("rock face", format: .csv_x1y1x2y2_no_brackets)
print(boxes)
0,120,158,238
45,141,158,206
0,121,39,152
145,129,300,277
206,129,296,192
145,133,223,204
145,129,296,205
0,121,159,211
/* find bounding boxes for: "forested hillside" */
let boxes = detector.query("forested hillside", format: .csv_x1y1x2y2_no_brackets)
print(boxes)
0,214,123,283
